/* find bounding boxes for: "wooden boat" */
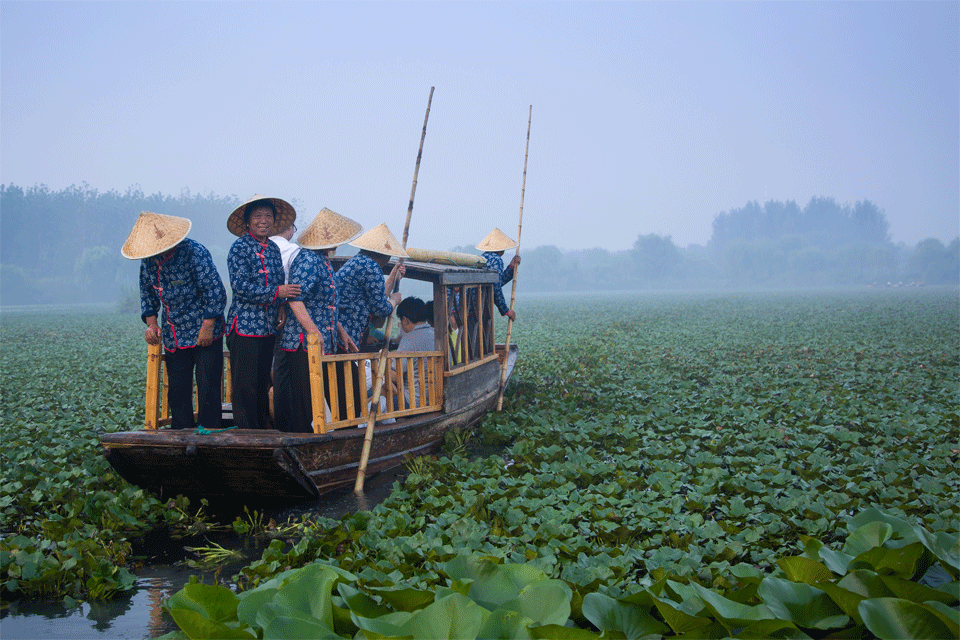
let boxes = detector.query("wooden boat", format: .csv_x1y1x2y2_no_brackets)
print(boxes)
101,256,518,503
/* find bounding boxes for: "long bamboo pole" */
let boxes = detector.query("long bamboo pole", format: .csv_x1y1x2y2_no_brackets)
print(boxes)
496,105,532,411
355,86,434,494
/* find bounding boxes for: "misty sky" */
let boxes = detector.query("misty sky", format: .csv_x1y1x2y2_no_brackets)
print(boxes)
2,1,957,252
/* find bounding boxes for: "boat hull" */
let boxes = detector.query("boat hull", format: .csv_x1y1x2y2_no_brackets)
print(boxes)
101,345,516,502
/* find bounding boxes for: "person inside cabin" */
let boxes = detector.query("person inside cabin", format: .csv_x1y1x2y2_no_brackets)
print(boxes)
336,223,407,416
225,195,301,430
447,302,464,364
121,211,227,431
424,299,434,327
393,297,436,408
361,316,388,352
274,208,361,433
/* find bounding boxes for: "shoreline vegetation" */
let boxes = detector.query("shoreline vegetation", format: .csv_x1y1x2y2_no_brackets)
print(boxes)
1,290,957,637
1,183,957,308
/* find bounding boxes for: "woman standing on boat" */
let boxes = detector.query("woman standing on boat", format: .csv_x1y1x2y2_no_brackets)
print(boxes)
122,211,227,431
477,227,521,322
334,223,406,415
335,223,407,351
225,195,300,430
456,227,521,358
274,208,361,433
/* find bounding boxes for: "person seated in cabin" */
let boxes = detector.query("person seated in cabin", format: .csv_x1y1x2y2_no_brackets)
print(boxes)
274,208,361,433
425,300,434,327
360,316,387,352
391,297,436,408
448,305,464,365
121,211,227,431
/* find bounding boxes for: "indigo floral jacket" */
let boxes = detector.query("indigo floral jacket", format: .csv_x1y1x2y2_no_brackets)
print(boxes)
139,238,226,351
481,251,514,316
279,250,338,354
226,234,284,337
335,254,393,347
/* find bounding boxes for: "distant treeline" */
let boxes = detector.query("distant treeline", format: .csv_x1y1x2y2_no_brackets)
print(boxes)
0,183,957,306
510,198,958,291
1,184,245,306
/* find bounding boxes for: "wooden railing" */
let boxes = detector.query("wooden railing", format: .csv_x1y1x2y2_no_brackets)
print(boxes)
143,338,444,433
304,333,443,433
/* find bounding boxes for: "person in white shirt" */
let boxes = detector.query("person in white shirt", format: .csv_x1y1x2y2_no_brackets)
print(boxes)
270,223,301,283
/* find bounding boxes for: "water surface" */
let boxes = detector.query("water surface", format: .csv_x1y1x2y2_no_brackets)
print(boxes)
1,468,401,640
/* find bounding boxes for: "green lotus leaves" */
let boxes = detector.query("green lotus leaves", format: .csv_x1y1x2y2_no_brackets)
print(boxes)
165,583,252,640
4,292,959,631
690,581,776,628
757,575,849,630
776,556,835,584
581,592,671,638
859,597,958,640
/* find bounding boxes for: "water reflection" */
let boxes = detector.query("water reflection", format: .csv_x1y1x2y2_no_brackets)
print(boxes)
2,577,177,640
1,467,402,639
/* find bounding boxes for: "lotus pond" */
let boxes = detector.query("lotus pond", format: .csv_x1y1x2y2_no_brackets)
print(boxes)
1,289,958,638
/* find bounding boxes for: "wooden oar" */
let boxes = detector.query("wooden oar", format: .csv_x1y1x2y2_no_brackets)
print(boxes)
496,105,532,411
355,86,434,494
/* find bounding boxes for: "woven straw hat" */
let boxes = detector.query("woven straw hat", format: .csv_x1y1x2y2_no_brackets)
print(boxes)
349,223,409,258
476,227,518,252
121,211,192,260
227,194,297,237
297,208,362,250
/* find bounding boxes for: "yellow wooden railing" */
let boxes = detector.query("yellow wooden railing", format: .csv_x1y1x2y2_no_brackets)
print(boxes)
304,333,443,433
143,338,444,433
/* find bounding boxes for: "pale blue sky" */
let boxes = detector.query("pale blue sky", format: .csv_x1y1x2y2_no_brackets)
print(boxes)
2,1,957,251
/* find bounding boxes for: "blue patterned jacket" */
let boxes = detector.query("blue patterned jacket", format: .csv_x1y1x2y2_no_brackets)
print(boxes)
481,251,514,316
335,254,394,347
279,250,338,354
139,238,226,350
226,234,284,337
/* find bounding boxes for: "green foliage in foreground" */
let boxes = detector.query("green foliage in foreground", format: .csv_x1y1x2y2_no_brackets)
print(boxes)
0,309,219,602
1,289,958,611
161,510,958,639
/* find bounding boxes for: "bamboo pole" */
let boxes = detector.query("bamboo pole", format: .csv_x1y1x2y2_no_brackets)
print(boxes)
355,86,434,494
497,105,532,411
306,333,327,434
144,342,162,429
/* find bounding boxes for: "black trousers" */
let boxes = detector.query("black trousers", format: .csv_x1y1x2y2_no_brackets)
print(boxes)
274,348,363,431
226,333,275,429
163,336,224,430
273,348,315,433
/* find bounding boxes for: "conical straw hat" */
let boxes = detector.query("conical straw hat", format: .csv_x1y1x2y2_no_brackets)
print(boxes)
227,194,297,237
297,208,363,250
349,223,409,258
476,227,518,252
121,211,192,259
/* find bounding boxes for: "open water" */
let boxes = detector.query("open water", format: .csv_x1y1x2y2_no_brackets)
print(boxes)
0,468,401,640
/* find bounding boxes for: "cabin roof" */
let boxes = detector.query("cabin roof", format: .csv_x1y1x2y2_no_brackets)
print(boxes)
330,255,500,286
